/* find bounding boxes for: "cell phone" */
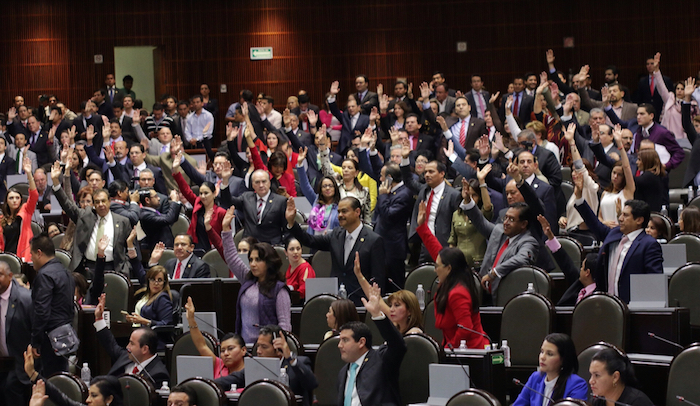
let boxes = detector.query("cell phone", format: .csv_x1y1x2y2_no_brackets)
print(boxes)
277,186,287,195
120,310,130,315
385,175,393,185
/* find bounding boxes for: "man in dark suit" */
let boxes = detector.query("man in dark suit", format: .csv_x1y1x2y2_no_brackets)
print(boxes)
327,81,370,154
93,294,169,387
51,163,132,277
681,98,700,186
517,130,564,215
25,116,54,167
30,235,75,377
631,104,684,171
403,156,462,263
102,73,125,105
108,180,141,227
442,97,487,150
291,93,320,132
289,127,343,189
4,105,32,142
499,77,534,125
92,89,114,120
220,169,288,245
633,56,672,123
111,101,136,145
354,74,379,115
0,262,33,405
72,100,104,144
42,106,71,140
254,325,318,406
374,164,414,290
574,183,662,303
284,112,312,148
149,235,210,279
112,144,168,194
139,188,182,249
0,138,16,202
287,196,385,305
180,151,247,202
337,292,406,406
466,74,491,120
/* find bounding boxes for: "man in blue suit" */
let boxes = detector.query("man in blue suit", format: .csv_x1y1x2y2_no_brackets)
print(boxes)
374,164,414,290
573,177,662,303
327,81,369,154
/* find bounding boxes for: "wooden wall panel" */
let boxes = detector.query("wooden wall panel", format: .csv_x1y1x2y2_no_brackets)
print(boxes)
2,0,700,141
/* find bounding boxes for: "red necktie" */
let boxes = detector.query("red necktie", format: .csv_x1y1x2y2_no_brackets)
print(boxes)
425,190,435,225
477,93,485,118
411,136,418,150
650,76,655,96
492,238,510,267
237,125,244,150
257,197,264,223
459,120,466,147
174,262,182,279
513,94,520,116
132,365,139,374
577,288,587,304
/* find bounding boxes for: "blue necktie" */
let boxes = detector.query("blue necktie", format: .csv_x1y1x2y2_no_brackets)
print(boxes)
345,363,358,406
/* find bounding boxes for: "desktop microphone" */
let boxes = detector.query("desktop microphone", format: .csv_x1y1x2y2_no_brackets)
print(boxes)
677,396,700,406
590,394,634,406
127,348,156,386
457,324,494,348
647,332,684,350
447,343,475,389
347,278,375,298
513,378,555,404
387,278,402,292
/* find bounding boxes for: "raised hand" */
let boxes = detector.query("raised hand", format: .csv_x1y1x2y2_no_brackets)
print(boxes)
505,95,513,115
573,170,584,199
86,125,95,143
546,49,555,66
401,139,411,159
377,83,384,96
590,122,600,143
185,297,196,322
197,159,207,175
307,109,318,127
132,111,141,125
461,177,472,202
297,146,308,162
436,115,448,131
443,140,454,158
407,82,414,99
285,197,297,226
492,132,506,152
612,124,623,146
127,227,138,245
652,52,661,72
615,197,622,218
564,123,576,143
361,282,384,318
489,91,500,105
220,160,233,181
169,188,179,202
419,82,431,100
282,108,290,127
369,106,379,123
330,81,340,96
222,206,236,232
172,151,182,170
537,214,555,241
97,235,110,257
50,161,62,183
361,127,373,148
379,93,389,112
226,122,236,141
477,163,492,183
23,156,32,175
103,145,115,163
417,200,427,226
685,77,696,101
388,127,400,145
171,135,183,155
536,71,549,93
601,86,610,105
7,107,16,121
204,209,212,231
507,162,521,183
150,242,165,264
563,99,573,114
477,135,490,159
353,252,363,278
241,102,249,118
29,378,48,406
95,293,106,320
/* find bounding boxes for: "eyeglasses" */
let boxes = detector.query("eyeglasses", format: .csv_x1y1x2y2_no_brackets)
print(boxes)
149,278,165,284
321,184,335,189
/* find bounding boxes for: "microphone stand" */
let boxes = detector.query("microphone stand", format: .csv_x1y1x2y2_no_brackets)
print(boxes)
457,324,494,349
127,348,157,386
677,396,700,406
647,332,684,349
447,343,475,389
590,394,634,406
513,378,555,405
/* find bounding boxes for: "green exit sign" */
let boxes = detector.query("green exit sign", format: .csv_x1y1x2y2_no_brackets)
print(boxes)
250,47,273,60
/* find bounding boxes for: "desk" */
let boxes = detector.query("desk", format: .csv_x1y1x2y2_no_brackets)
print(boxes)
480,306,690,356
443,350,506,406
157,389,303,405
628,353,672,406
79,308,136,376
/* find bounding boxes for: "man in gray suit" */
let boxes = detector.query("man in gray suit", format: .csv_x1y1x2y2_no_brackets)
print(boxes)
462,185,539,301
6,133,37,174
434,83,456,114
50,162,132,277
0,261,33,405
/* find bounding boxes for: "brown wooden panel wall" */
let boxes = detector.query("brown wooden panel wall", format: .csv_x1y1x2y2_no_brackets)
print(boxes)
2,0,699,141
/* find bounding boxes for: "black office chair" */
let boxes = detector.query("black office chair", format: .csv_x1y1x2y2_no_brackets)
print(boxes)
666,343,700,406
239,379,295,406
119,373,156,406
446,388,502,406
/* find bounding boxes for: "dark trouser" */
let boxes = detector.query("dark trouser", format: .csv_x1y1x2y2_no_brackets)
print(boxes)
418,246,434,265
38,334,68,377
385,256,407,293
0,370,30,406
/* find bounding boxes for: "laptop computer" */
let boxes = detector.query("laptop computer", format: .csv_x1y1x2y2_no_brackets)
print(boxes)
182,312,219,338
305,277,338,301
627,274,668,309
6,174,26,188
662,244,687,275
425,364,470,406
244,357,281,387
293,197,313,218
176,355,214,384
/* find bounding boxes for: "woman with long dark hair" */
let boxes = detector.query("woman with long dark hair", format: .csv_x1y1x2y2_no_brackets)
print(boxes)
324,298,360,340
634,149,666,212
415,199,488,349
296,147,340,235
221,207,291,343
0,157,37,262
589,347,654,406
512,333,588,406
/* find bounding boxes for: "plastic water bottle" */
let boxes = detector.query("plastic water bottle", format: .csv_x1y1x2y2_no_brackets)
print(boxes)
160,381,170,394
416,284,425,311
279,368,289,386
229,384,237,392
459,340,467,350
80,362,91,385
661,205,669,217
678,204,684,221
338,284,347,299
689,186,695,203
502,340,512,367
526,283,535,293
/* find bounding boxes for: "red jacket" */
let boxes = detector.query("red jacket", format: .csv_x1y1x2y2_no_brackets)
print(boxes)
174,171,226,245
0,188,38,262
417,222,489,349
249,141,297,197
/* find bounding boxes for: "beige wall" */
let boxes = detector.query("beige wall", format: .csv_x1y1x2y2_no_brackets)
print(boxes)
114,46,157,111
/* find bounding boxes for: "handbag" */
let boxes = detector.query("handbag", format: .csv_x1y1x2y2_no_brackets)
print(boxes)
47,323,80,356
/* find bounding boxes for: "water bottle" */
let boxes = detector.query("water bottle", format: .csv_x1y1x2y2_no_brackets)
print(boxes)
526,283,535,293
416,284,425,311
502,340,512,367
661,205,669,217
80,362,91,385
338,284,347,299
689,186,695,203
160,381,170,394
229,384,237,392
279,368,289,386
678,204,684,222
459,340,467,350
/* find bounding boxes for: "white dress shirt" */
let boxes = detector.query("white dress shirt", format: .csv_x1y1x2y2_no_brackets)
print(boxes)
608,228,643,296
86,211,115,261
